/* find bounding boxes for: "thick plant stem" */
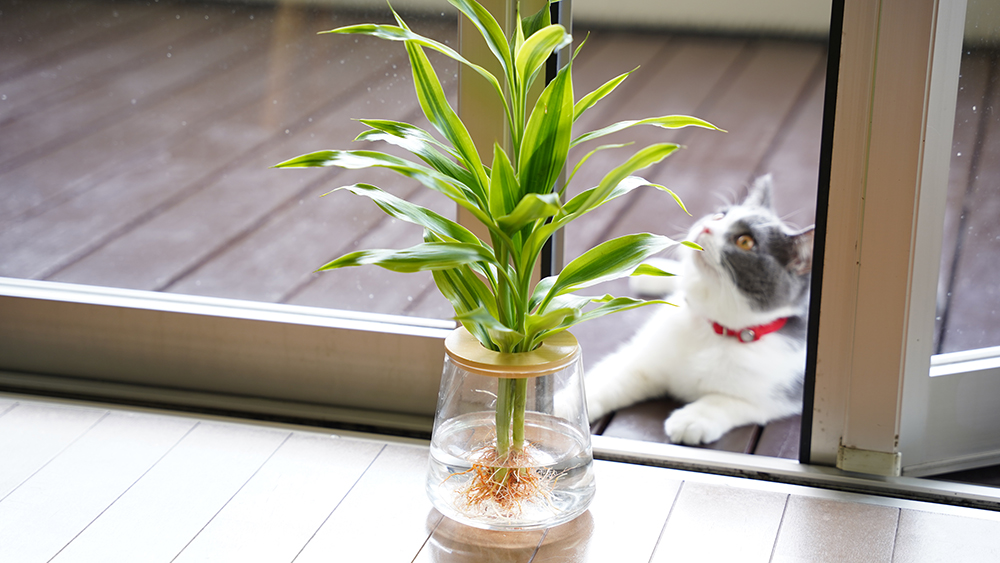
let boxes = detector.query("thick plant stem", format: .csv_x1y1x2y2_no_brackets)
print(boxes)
496,378,514,459
512,378,528,451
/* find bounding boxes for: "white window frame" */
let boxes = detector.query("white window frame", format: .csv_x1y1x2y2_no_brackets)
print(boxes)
806,0,996,478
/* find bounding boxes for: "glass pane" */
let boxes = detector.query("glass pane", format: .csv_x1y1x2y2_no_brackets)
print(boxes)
935,0,1000,354
0,0,458,319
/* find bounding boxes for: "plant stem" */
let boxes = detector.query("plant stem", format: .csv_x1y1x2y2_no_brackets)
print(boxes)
496,377,513,458
512,378,527,451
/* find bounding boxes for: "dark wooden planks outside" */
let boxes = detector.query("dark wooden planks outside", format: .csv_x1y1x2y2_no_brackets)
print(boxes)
936,49,1000,354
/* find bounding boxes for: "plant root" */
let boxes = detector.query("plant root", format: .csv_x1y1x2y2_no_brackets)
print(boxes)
447,444,555,519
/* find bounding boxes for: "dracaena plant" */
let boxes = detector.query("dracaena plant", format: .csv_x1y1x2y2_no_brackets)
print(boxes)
275,0,720,463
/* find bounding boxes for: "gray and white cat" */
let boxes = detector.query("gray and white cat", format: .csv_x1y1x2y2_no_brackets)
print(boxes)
585,175,814,445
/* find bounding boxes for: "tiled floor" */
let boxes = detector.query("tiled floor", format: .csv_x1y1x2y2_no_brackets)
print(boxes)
2,393,998,562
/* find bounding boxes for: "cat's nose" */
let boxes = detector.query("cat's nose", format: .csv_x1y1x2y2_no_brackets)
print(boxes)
702,226,712,235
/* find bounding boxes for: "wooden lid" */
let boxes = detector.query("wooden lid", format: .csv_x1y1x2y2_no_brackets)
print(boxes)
444,327,579,378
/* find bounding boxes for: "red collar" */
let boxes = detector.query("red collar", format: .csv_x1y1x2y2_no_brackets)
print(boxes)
711,317,788,343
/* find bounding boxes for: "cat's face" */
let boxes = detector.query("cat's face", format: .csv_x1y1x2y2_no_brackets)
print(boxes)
685,176,813,314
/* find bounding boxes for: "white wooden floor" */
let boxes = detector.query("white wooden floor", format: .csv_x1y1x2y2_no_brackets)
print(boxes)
2,393,999,563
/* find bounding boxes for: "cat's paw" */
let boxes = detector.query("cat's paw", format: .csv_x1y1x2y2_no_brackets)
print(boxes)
664,403,731,445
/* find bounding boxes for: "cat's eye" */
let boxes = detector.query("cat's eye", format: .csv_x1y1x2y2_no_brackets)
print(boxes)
736,234,755,251
712,212,726,221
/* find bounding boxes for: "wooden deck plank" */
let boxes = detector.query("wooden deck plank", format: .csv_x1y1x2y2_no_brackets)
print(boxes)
531,460,682,563
49,422,289,563
753,415,802,459
650,481,787,563
600,398,761,453
936,51,1000,353
564,35,749,261
0,8,262,173
0,4,234,124
591,40,826,251
42,66,421,292
0,48,277,278
40,38,418,290
935,52,988,352
0,0,160,77
0,402,107,500
171,433,384,563
0,410,196,563
0,16,276,223
294,444,440,563
281,176,456,313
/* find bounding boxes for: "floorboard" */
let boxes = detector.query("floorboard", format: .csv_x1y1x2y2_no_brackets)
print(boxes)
48,421,288,563
172,434,384,563
4,395,999,563
293,444,441,563
0,410,195,562
650,481,787,563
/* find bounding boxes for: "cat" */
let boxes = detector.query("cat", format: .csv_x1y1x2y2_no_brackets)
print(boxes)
584,175,814,445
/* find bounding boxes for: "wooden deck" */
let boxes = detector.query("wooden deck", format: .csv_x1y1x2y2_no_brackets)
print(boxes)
1,1,996,461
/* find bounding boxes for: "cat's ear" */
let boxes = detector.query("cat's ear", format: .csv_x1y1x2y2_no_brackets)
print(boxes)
787,225,815,276
744,174,774,209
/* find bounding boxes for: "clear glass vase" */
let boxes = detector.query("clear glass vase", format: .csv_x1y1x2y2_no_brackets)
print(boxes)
426,327,595,531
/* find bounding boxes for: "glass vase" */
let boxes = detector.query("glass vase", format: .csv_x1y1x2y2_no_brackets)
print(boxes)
426,327,595,530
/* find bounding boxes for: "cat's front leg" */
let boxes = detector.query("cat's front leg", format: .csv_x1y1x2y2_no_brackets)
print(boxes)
665,394,769,445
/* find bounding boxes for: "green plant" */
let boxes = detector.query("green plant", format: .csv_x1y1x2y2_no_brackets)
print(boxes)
275,0,719,499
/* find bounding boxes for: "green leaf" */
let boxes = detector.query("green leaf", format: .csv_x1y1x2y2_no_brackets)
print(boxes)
572,115,724,148
331,184,481,245
524,306,579,341
550,295,674,336
431,267,497,350
447,0,513,79
401,32,489,206
326,24,511,134
318,242,497,273
569,144,681,218
540,233,679,307
631,263,677,277
529,276,557,312
521,1,551,38
523,145,682,265
497,193,562,234
573,67,636,122
274,149,471,203
562,175,653,216
682,240,704,251
515,24,571,91
519,61,574,195
355,120,475,188
488,143,520,220
455,306,520,334
565,142,632,190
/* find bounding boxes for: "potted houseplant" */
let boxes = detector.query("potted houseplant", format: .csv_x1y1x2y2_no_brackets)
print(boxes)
274,0,720,530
